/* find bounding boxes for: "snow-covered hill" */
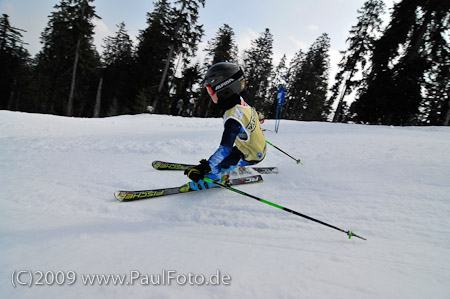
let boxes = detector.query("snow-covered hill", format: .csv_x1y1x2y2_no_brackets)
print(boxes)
1,110,449,299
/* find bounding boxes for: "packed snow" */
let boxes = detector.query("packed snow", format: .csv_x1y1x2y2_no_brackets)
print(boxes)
1,110,449,299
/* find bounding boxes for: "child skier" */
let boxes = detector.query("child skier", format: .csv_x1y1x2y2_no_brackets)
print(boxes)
185,62,266,190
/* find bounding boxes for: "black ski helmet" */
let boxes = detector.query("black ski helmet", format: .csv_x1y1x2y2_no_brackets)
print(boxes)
204,62,245,100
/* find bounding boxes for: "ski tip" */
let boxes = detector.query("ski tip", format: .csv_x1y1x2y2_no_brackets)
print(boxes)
152,161,190,171
151,161,162,168
114,191,124,202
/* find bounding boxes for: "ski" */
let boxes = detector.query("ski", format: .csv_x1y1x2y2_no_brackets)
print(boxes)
115,175,263,202
152,160,278,174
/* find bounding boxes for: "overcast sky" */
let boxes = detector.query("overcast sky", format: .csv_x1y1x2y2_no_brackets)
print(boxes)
1,0,396,77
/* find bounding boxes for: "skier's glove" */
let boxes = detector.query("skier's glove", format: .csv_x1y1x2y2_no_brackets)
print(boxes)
258,111,265,124
185,159,211,182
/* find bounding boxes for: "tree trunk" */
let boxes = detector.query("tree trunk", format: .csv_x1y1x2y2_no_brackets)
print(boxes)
67,3,86,117
443,96,450,126
153,44,175,111
67,37,81,117
333,66,356,122
94,77,103,117
157,43,175,94
154,0,187,112
7,79,16,110
108,96,118,116
205,99,211,118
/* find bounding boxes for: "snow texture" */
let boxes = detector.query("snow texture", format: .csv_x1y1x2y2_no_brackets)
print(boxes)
1,110,449,299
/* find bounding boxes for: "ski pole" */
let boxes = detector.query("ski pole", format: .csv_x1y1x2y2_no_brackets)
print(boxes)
266,140,301,164
204,178,366,241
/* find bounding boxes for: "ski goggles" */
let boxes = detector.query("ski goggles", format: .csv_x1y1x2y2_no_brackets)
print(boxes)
205,84,215,96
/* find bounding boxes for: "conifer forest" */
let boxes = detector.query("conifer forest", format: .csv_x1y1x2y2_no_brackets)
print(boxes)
1,0,449,125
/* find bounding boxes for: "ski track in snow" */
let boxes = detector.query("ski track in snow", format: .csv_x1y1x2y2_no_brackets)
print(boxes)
1,110,450,299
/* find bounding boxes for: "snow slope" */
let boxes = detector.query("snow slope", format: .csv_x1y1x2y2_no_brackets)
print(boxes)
1,110,449,299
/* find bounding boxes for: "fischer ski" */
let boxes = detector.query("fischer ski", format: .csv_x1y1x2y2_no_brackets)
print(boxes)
152,160,278,174
115,175,263,202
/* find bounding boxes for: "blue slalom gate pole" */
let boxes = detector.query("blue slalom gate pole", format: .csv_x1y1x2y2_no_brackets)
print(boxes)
275,84,285,133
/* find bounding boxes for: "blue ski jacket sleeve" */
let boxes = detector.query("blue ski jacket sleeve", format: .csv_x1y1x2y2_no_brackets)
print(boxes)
208,119,242,175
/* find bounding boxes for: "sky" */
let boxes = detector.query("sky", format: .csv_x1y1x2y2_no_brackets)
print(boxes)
1,0,396,81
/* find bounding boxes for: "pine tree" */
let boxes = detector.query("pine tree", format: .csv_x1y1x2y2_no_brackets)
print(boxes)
330,0,385,122
288,33,331,121
136,0,204,114
204,23,238,65
201,23,239,117
170,62,202,116
422,1,450,125
0,14,32,111
35,0,100,116
159,0,204,80
266,54,288,118
284,50,304,119
135,0,173,114
242,28,274,109
101,22,135,116
352,0,450,125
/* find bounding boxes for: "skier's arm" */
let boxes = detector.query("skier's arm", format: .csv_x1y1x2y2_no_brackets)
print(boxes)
208,119,241,175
